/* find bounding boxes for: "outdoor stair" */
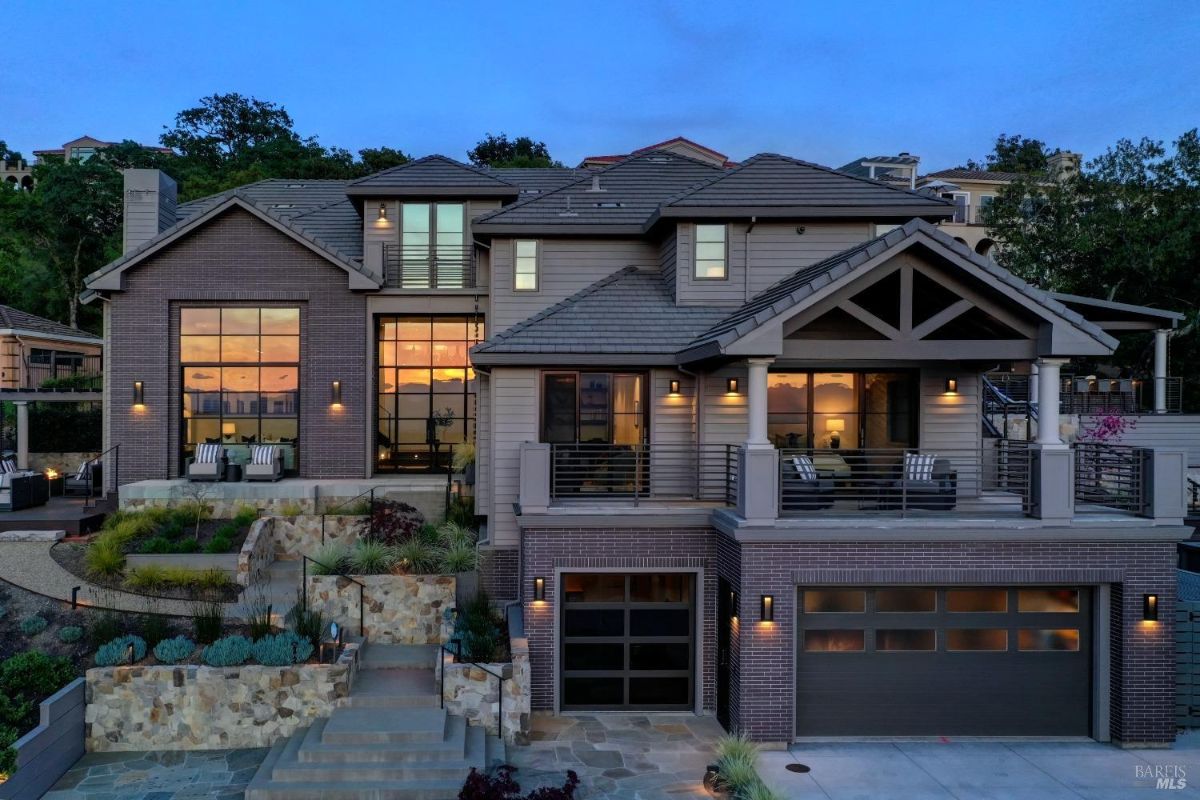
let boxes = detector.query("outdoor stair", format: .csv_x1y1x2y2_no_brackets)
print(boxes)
245,640,504,800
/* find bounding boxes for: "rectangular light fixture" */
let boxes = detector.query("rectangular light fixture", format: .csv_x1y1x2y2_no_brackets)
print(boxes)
669,379,680,395
760,594,774,622
945,378,958,394
1144,593,1158,621
534,577,545,602
726,377,739,394
331,380,342,407
378,203,388,221
132,380,144,405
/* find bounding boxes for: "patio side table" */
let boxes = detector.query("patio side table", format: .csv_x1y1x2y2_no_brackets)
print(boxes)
225,463,243,483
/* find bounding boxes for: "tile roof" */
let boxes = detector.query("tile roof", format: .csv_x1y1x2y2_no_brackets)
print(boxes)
837,154,920,179
472,150,725,232
580,136,735,168
346,155,517,196
487,167,586,194
0,305,100,340
471,267,729,363
923,168,1028,183
658,154,949,216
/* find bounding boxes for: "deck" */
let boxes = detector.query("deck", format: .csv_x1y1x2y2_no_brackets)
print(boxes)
0,496,111,535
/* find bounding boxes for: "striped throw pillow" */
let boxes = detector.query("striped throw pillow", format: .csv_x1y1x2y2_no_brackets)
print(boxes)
791,455,817,481
76,461,90,480
195,444,221,464
251,445,277,466
0,458,16,474
904,452,937,482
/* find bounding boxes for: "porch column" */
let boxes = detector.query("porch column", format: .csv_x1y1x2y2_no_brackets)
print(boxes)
1028,362,1039,408
1154,329,1170,414
1035,358,1066,446
14,401,28,469
745,358,773,447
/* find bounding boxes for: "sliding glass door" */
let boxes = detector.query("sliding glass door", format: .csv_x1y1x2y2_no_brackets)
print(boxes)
768,370,915,450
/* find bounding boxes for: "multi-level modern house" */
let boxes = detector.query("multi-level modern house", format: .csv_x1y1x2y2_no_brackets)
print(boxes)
83,144,1189,747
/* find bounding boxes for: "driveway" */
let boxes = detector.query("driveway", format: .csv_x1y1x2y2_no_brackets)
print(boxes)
760,734,1200,799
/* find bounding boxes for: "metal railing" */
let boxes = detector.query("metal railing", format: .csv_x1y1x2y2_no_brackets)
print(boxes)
439,638,510,738
18,354,102,391
1072,442,1146,513
320,486,376,545
1189,477,1199,515
983,375,1036,440
383,244,476,289
80,443,119,507
777,444,1033,518
985,371,1183,416
301,554,366,636
549,443,737,505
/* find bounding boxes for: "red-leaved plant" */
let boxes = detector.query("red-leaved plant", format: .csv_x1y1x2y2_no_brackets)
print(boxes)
363,499,425,546
1076,409,1137,445
458,765,580,800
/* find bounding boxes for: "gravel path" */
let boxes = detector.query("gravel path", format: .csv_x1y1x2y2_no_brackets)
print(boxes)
0,541,242,617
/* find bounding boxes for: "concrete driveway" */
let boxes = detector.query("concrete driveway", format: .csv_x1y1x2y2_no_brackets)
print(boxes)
760,733,1200,799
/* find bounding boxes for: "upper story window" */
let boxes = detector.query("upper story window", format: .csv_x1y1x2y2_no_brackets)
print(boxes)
694,224,727,280
387,202,470,289
514,240,539,291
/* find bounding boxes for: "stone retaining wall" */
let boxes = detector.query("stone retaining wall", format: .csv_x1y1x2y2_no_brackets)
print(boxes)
307,574,454,644
84,645,360,752
439,635,530,744
28,451,100,474
271,515,364,558
238,516,275,586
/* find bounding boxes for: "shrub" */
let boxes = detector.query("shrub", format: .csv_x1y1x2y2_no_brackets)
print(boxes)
203,534,233,554
96,634,148,667
415,523,442,548
202,635,252,667
715,733,760,768
309,543,349,575
458,765,579,800
138,536,173,554
366,499,425,546
279,501,305,517
19,616,48,636
348,541,396,574
175,537,201,554
140,614,171,647
285,590,326,649
445,496,475,529
437,522,476,550
126,566,233,594
232,504,259,527
253,631,314,665
153,636,196,664
57,625,84,643
246,602,275,640
89,613,122,646
452,442,475,473
395,539,440,575
741,782,784,800
0,651,74,725
454,590,506,663
192,600,224,644
715,734,764,799
85,538,126,578
0,726,16,777
440,543,477,574
125,565,167,591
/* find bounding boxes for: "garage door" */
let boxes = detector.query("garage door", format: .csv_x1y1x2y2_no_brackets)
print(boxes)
796,586,1091,736
560,573,694,710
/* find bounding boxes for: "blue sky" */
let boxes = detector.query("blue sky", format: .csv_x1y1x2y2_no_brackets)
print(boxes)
3,0,1197,170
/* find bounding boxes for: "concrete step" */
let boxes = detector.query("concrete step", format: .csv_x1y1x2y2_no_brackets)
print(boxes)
321,707,447,745
347,668,438,708
361,643,439,670
297,717,471,764
246,775,463,800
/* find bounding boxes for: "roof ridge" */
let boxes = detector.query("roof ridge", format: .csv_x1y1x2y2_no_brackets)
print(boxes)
347,154,517,188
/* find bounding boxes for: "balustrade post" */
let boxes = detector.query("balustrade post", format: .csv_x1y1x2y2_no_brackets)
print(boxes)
1029,444,1074,524
1139,447,1187,523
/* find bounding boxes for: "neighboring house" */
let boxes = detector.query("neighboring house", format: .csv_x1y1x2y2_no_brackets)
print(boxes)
0,305,102,390
3,135,172,190
1,157,33,190
837,152,920,189
580,136,737,168
82,145,1188,748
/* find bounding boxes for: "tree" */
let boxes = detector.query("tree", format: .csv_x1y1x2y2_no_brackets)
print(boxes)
983,130,1200,407
961,134,1058,174
467,133,561,168
161,93,299,164
357,146,410,174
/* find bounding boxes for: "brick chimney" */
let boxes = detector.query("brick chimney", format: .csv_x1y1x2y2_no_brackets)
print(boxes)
122,169,178,254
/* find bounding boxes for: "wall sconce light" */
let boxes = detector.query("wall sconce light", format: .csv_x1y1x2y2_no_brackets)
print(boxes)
760,594,774,622
377,203,388,221
945,378,958,394
669,379,680,395
726,377,739,394
331,380,342,407
132,380,144,406
1144,593,1159,621
534,577,545,602
730,590,739,621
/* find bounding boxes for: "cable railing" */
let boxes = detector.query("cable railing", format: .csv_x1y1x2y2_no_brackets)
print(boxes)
1072,442,1146,513
986,371,1183,416
383,244,476,289
777,444,1032,518
549,443,737,505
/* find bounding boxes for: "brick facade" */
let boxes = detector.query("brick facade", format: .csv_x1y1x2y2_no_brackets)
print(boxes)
522,526,1177,746
478,546,520,602
107,208,367,482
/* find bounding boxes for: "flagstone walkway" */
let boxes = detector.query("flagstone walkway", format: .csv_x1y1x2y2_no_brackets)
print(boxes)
42,748,270,800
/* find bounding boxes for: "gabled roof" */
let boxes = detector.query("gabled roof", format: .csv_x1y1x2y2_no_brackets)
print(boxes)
346,155,519,198
472,150,725,234
655,154,951,220
580,136,735,168
0,305,101,343
471,267,729,365
85,192,380,295
1051,292,1184,330
923,168,1029,183
680,218,1116,361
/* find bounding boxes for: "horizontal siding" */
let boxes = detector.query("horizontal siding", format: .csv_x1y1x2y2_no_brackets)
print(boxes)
659,231,678,289
1078,414,1200,466
701,364,749,446
475,373,491,512
489,368,539,548
650,368,698,496
490,238,659,333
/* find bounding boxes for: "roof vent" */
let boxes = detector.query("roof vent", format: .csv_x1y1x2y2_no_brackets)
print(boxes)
647,155,673,163
587,173,606,192
272,203,296,209
520,188,541,195
557,195,578,218
285,183,306,188
594,201,623,208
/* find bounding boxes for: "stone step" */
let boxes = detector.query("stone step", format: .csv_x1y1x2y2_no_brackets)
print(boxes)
347,668,438,708
321,706,447,745
246,775,463,800
361,643,439,670
297,717,472,764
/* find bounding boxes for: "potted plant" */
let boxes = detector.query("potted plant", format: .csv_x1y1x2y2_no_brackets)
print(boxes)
453,442,476,486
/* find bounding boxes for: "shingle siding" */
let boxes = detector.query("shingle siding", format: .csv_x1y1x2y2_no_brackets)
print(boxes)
108,207,367,482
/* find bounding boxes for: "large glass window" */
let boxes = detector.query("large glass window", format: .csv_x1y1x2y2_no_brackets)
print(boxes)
377,315,483,472
180,307,299,472
541,372,645,444
768,370,915,449
397,203,467,288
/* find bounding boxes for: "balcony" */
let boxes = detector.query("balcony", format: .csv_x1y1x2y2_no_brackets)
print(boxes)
2,354,103,393
548,443,737,505
986,372,1184,415
382,244,477,290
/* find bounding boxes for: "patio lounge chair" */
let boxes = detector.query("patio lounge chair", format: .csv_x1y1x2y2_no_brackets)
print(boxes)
186,443,227,482
881,453,957,511
780,455,834,512
64,461,102,497
244,444,283,482
0,458,49,511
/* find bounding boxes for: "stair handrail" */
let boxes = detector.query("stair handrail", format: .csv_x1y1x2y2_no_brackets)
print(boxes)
319,486,377,545
439,636,510,741
300,554,366,636
83,443,120,508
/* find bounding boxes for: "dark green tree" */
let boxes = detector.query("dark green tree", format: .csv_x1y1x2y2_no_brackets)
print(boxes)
467,133,560,168
357,146,410,173
961,133,1058,174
